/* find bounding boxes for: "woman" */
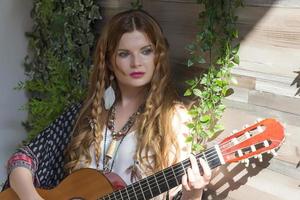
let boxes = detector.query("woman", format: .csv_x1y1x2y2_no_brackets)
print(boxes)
4,9,211,200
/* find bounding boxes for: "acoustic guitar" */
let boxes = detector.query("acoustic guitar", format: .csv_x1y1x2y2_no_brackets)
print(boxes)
0,118,285,200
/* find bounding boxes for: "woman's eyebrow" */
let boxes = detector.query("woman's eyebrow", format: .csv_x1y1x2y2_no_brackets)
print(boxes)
117,44,153,52
140,44,153,50
116,49,129,52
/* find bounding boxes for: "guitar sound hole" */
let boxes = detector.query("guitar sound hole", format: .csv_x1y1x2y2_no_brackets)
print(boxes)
70,197,85,200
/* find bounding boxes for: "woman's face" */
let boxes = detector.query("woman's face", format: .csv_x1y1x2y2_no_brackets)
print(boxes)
111,30,155,91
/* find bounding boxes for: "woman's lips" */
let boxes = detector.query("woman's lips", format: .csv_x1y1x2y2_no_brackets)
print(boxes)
130,72,145,78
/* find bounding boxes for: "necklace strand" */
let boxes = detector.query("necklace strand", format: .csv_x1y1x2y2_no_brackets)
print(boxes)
102,103,143,171
107,103,143,140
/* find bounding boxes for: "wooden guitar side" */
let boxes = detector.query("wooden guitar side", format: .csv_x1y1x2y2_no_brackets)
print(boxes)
0,168,126,200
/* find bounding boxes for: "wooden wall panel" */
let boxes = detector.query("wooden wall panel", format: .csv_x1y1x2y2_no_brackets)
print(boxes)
237,6,300,78
99,1,300,199
244,0,300,7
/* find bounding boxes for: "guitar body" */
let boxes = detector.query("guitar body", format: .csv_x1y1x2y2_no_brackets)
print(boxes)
0,168,126,200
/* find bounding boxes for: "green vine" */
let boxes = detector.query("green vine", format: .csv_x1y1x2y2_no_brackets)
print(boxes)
292,70,300,96
18,0,102,141
184,0,243,152
131,0,142,10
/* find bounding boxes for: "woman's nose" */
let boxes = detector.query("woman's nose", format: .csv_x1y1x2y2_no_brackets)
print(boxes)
131,54,142,67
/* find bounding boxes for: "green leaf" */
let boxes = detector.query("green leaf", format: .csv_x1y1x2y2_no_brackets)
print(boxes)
192,143,204,152
200,115,210,123
228,62,235,68
188,107,198,115
218,104,226,111
214,124,225,132
232,44,240,54
233,55,240,65
216,58,223,65
185,136,193,143
197,57,206,64
193,88,202,97
184,89,192,96
215,79,224,87
232,29,239,38
187,123,195,129
187,59,194,67
186,79,195,86
185,43,197,52
206,130,214,138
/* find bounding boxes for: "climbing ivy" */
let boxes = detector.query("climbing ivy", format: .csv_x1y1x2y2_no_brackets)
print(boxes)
184,0,243,152
18,0,102,141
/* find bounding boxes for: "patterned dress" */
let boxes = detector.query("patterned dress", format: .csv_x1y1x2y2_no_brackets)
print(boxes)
2,103,188,199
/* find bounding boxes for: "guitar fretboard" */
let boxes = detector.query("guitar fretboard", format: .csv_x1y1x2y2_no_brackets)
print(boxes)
99,145,222,200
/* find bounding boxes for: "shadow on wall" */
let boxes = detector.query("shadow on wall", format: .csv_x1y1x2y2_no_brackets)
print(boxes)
144,0,281,96
291,70,300,96
203,154,274,200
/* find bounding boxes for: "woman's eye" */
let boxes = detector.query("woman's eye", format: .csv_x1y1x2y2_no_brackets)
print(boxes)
141,48,153,55
118,52,129,58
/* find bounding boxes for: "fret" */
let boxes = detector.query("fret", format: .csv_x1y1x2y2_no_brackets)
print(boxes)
132,182,144,199
180,161,186,175
112,191,117,200
162,170,170,190
120,188,128,199
171,166,180,185
195,146,221,170
153,171,170,196
153,174,162,194
200,152,206,174
173,162,185,182
202,151,207,162
139,178,153,199
161,167,176,189
147,175,161,197
145,177,154,198
214,144,225,165
116,190,123,199
132,184,139,200
206,146,221,169
127,185,138,200
138,180,146,199
125,187,130,199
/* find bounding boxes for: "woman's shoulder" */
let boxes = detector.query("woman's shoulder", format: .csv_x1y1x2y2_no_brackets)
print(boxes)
53,102,83,124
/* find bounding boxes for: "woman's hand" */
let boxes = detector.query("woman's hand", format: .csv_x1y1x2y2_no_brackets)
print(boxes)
181,155,212,200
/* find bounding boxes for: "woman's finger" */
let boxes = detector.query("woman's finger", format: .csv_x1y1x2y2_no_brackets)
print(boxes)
189,154,201,176
181,169,191,191
199,158,212,182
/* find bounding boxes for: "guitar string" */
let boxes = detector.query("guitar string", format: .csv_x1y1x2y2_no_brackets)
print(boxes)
100,148,219,200
100,126,269,199
101,153,218,200
100,138,264,200
101,139,269,200
100,138,252,200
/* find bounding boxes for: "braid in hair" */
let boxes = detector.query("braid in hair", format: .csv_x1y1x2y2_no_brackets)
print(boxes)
91,59,107,168
136,47,180,172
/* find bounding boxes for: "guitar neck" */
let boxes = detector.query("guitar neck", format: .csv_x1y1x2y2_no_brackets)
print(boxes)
100,145,223,200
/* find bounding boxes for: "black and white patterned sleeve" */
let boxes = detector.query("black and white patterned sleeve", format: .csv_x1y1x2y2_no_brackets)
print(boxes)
3,102,82,190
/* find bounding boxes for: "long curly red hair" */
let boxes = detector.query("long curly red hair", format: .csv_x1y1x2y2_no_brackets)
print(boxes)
64,9,180,173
